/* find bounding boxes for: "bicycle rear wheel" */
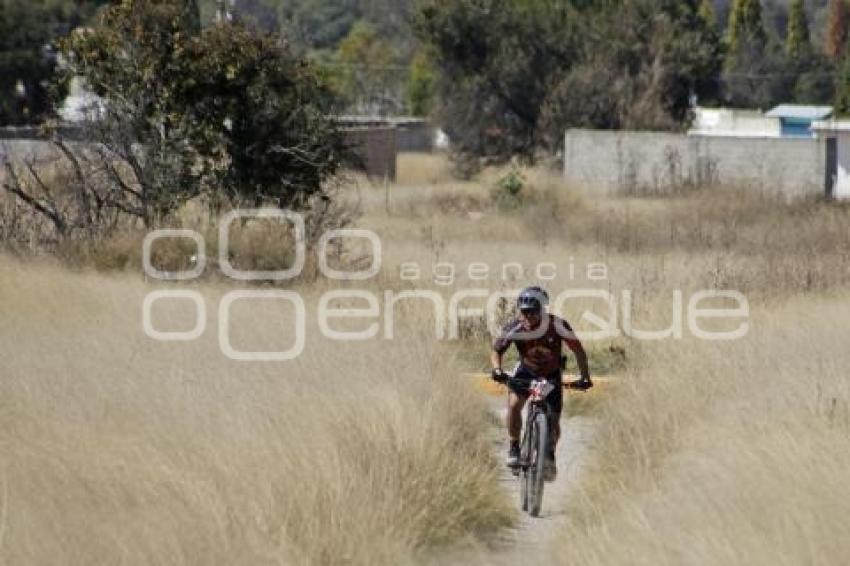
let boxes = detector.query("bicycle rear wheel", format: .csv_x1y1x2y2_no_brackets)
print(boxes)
527,411,548,517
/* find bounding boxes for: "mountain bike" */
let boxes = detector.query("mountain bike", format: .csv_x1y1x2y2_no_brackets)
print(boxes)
497,374,557,517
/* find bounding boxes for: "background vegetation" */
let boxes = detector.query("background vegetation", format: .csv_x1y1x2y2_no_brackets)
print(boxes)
1,0,846,127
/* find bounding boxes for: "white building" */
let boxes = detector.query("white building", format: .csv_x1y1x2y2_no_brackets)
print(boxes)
689,105,833,139
766,105,833,138
688,107,781,138
812,120,850,200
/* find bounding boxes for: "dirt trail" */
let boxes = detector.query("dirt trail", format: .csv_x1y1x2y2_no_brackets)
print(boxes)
481,401,596,564
427,396,597,565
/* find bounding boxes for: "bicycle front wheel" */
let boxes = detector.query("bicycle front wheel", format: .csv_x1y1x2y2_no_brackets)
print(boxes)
520,424,531,512
527,411,548,517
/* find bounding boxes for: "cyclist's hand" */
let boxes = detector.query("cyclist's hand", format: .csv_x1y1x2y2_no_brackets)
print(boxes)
565,378,593,391
491,368,508,383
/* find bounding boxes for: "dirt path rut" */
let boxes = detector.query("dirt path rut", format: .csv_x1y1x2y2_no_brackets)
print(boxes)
481,402,596,564
427,396,596,565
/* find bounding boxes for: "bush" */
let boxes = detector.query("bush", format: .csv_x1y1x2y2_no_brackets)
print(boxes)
490,168,526,212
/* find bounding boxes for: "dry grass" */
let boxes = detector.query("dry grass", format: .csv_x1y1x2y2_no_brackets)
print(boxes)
0,260,511,565
2,152,850,564
356,156,850,564
548,296,850,565
395,153,453,186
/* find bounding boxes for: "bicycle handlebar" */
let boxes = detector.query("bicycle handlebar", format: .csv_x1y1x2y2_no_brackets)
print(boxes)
493,374,526,390
493,372,592,391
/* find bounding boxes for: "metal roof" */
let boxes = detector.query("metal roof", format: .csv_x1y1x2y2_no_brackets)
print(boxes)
765,105,833,120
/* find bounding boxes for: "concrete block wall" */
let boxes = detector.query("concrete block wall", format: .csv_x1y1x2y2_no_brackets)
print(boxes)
0,126,84,165
564,129,827,200
1,125,399,184
0,139,54,164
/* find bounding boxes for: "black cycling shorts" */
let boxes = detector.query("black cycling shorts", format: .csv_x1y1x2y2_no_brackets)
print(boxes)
506,365,563,417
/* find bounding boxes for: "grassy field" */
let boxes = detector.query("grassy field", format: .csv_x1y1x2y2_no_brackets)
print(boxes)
549,295,850,565
1,152,849,564
0,261,514,565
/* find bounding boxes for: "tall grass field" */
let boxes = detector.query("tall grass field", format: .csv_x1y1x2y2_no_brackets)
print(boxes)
2,153,849,564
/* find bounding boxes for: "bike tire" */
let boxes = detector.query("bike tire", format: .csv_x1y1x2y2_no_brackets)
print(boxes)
520,426,531,512
528,411,548,517
523,421,536,514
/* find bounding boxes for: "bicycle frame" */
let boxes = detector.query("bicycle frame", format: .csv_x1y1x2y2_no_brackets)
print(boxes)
518,383,554,470
502,375,557,517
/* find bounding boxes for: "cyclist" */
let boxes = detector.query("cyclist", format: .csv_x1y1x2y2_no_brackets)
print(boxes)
490,286,592,480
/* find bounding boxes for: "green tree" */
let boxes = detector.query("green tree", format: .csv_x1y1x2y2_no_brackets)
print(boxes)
786,0,810,57
415,0,583,162
184,0,201,31
279,0,360,50
543,0,724,133
58,0,344,225
358,0,415,57
0,1,103,125
835,49,850,113
792,52,835,103
784,0,834,104
332,21,400,114
595,0,722,128
699,0,716,28
416,0,721,165
0,0,126,125
0,1,55,125
727,0,767,53
723,0,779,108
723,42,797,108
406,51,436,116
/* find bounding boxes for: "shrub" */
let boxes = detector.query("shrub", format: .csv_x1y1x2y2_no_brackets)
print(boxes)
490,168,526,212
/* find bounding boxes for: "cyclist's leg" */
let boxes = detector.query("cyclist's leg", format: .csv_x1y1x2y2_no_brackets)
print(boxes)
507,366,533,443
507,389,528,443
546,370,564,451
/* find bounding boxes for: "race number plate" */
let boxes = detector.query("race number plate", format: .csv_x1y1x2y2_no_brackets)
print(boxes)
529,380,555,401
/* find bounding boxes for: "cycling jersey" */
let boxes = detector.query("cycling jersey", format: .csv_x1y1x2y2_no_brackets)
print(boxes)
492,314,581,376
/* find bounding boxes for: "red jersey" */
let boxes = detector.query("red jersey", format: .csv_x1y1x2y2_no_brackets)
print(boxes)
492,314,582,376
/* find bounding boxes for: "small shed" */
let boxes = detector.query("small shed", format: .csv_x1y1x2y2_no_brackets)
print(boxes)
812,120,850,200
766,105,833,138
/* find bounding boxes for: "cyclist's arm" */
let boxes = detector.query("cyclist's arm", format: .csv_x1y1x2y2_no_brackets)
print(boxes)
490,349,503,372
566,337,591,383
491,326,514,372
562,321,591,383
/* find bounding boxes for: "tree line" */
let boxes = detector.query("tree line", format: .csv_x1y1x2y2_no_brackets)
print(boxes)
3,0,850,162
414,0,850,165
